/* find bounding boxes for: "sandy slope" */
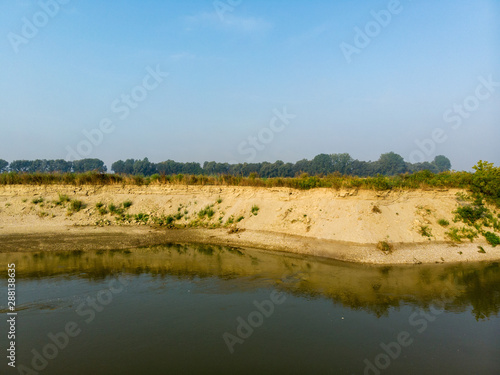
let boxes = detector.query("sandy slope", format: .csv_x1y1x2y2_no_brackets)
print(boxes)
0,184,498,264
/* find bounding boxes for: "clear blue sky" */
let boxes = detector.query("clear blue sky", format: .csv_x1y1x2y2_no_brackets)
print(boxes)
1,0,499,170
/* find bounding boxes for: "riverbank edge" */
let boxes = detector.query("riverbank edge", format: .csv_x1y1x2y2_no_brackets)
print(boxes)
1,226,498,265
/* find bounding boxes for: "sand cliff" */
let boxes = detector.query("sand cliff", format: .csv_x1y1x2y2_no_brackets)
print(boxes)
0,184,498,264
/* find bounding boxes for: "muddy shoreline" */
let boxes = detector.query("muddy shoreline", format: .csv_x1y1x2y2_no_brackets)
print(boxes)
1,226,498,265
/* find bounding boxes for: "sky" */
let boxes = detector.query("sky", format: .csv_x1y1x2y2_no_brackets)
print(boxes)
0,0,499,171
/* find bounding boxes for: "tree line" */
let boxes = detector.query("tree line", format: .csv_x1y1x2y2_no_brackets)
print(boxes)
113,153,451,177
0,153,451,177
0,159,106,173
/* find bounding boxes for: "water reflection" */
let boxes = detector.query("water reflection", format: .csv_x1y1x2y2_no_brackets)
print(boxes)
1,244,499,320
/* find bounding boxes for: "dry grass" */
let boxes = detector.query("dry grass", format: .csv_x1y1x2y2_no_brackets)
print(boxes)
0,170,474,192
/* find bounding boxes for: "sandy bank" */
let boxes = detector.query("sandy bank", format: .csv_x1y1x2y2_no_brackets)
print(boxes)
0,184,498,264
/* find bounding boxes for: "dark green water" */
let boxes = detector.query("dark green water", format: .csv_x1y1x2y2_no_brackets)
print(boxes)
0,244,499,374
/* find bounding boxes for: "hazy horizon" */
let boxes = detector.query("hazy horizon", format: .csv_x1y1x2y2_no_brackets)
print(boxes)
1,0,499,172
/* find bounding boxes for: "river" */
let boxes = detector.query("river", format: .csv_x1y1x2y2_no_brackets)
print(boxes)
1,244,499,374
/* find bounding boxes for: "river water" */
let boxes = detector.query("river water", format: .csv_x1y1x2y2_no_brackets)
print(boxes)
0,244,499,374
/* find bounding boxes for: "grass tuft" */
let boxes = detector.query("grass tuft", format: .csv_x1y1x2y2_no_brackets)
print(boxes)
437,219,449,226
68,199,84,213
251,205,260,215
377,241,393,253
419,225,432,238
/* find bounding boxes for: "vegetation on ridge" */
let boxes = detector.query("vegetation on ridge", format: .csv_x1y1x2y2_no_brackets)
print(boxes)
0,152,450,177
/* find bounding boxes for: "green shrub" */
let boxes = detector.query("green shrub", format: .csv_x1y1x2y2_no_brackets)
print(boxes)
123,200,133,209
32,197,44,204
460,227,478,242
454,203,487,225
198,206,215,219
198,206,207,218
133,175,145,185
134,213,149,224
446,228,462,242
95,202,108,214
108,203,125,215
437,219,449,226
377,241,393,252
69,199,84,212
54,194,70,206
471,161,500,207
95,219,111,227
419,225,432,237
58,194,70,202
251,205,260,215
484,232,500,247
446,227,478,242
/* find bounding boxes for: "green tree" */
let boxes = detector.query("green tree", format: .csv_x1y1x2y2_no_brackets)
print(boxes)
433,155,451,172
133,158,157,176
0,159,8,173
278,162,294,177
240,163,261,176
9,160,33,172
48,159,72,173
330,153,353,175
212,162,230,175
72,159,107,173
203,161,217,175
311,154,333,175
157,160,186,175
111,160,126,174
377,152,407,175
182,162,203,175
409,162,439,174
350,160,375,177
472,160,500,204
293,159,312,175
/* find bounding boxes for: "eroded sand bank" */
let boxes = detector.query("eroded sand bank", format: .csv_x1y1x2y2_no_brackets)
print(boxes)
0,184,498,264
